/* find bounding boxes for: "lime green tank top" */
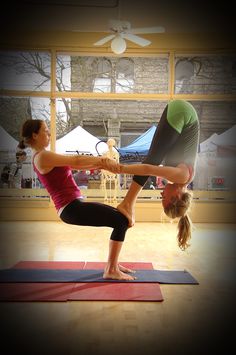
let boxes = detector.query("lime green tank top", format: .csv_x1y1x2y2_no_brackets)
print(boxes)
164,100,200,170
167,100,198,134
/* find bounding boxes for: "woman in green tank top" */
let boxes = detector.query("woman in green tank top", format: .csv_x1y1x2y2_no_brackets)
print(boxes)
117,100,200,250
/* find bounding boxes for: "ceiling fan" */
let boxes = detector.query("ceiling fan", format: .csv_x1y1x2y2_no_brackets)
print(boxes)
93,19,165,54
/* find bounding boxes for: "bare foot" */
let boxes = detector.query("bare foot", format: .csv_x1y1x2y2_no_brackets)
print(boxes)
117,201,135,227
119,264,136,274
103,268,137,280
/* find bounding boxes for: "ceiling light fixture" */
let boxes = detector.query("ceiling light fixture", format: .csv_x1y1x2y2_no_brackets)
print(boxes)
110,35,126,54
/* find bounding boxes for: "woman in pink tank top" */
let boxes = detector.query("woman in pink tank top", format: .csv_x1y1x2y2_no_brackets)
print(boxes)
19,119,135,281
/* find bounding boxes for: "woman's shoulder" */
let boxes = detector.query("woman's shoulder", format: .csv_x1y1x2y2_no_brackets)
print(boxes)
34,150,59,174
35,150,63,163
33,149,49,160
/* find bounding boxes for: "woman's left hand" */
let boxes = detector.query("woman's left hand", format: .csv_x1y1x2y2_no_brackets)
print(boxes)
101,157,121,173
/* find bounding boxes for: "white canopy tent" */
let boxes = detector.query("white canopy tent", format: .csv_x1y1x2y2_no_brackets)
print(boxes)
199,133,218,153
195,125,236,190
56,126,108,156
200,125,236,153
213,125,236,149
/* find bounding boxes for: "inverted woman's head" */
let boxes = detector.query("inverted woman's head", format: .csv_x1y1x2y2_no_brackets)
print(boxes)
18,119,50,150
161,183,191,216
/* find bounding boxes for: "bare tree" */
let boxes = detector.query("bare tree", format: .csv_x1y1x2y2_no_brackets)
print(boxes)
0,51,72,137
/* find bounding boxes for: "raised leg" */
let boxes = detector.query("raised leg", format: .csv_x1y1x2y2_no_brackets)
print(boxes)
117,181,142,227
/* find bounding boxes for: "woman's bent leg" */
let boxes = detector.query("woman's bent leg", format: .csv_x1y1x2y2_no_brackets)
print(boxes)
60,199,136,280
117,181,142,227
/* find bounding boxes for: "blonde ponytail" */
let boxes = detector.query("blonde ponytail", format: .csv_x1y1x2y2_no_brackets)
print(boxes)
177,214,192,250
164,191,193,250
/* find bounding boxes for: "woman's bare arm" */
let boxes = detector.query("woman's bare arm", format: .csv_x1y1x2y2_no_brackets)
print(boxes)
35,151,119,173
119,163,190,184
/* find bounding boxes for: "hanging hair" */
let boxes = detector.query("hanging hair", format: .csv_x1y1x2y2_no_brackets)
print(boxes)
164,191,193,250
18,119,44,149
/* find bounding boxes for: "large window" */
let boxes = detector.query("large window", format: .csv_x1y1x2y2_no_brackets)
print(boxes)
56,98,168,144
0,51,51,91
56,54,169,93
0,49,235,196
175,55,236,94
0,50,51,194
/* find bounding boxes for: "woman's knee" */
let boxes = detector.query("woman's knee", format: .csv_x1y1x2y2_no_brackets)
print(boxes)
110,217,128,242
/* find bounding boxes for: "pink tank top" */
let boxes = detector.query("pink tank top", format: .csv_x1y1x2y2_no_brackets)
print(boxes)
33,153,82,211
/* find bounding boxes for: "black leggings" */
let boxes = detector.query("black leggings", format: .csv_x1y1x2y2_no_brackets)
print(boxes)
133,105,180,187
60,198,129,242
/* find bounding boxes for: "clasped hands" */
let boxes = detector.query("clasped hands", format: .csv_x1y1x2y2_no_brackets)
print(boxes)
100,157,122,174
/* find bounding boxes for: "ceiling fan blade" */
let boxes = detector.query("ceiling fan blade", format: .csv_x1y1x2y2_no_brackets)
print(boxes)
122,34,151,47
130,26,165,34
94,34,115,46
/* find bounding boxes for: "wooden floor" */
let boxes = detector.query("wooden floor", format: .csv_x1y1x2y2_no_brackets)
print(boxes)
0,221,236,355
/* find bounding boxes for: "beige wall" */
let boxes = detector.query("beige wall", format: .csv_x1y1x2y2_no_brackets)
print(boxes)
1,31,234,52
0,202,235,223
1,189,235,223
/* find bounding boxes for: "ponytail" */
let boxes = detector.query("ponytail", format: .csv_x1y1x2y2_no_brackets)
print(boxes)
177,214,192,250
164,191,193,250
18,139,27,150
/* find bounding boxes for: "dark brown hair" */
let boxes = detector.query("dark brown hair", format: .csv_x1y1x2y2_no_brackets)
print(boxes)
18,119,44,149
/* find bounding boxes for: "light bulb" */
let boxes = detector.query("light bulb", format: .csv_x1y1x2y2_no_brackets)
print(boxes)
111,35,126,54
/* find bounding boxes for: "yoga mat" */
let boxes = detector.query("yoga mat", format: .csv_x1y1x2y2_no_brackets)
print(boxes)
0,261,163,302
68,261,163,301
0,283,75,302
0,268,198,284
13,261,153,271
13,261,85,269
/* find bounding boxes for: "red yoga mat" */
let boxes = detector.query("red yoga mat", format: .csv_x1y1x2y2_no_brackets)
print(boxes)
0,261,163,302
0,282,75,302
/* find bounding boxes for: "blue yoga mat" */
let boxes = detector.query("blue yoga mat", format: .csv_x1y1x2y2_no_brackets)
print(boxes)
0,268,198,284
